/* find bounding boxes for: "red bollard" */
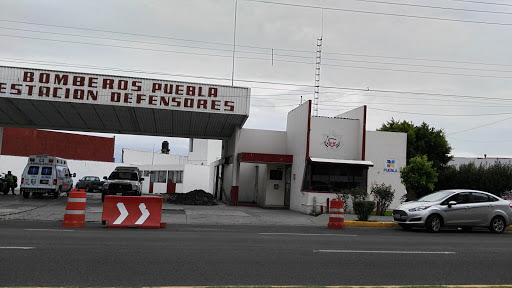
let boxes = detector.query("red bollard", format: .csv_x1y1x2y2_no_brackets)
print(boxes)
327,198,345,230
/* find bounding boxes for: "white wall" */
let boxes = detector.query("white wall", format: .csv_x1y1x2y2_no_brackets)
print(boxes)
309,117,361,160
286,101,310,213
0,155,29,185
336,106,365,160
188,138,221,165
183,164,210,193
365,131,407,210
0,155,119,188
238,129,288,154
207,140,222,166
122,149,188,165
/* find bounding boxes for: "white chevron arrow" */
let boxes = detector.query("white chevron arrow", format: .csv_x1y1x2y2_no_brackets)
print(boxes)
114,203,128,224
135,203,150,224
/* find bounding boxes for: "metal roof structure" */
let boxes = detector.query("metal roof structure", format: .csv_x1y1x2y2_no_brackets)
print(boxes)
0,66,250,138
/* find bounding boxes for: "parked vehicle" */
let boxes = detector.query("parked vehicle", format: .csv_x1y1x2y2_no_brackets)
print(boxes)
101,166,144,201
0,173,9,194
75,176,104,192
393,189,512,233
20,155,75,199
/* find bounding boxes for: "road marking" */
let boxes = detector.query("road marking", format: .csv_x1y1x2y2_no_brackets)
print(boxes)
260,233,357,237
314,250,455,254
25,229,75,232
135,203,150,224
0,247,35,249
114,202,128,224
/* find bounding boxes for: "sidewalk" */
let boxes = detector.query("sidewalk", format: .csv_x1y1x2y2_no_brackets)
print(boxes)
159,201,397,227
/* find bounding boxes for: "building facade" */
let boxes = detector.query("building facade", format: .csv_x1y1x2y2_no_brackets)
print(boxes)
214,102,407,214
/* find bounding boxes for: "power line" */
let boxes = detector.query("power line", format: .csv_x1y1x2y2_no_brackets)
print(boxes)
244,0,512,26
0,19,314,53
3,19,512,69
370,107,512,116
349,0,512,15
442,0,512,8
0,26,278,57
322,51,512,68
2,57,512,103
447,116,512,135
6,26,512,74
6,32,512,81
6,33,512,79
323,57,512,74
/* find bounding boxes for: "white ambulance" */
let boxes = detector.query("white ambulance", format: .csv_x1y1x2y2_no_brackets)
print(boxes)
20,155,75,199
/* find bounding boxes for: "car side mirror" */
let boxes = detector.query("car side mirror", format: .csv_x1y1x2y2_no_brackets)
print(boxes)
103,176,107,180
448,201,457,208
140,177,144,181
72,173,76,177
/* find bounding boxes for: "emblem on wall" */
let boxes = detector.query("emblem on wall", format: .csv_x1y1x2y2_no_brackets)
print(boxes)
323,132,342,150
384,159,398,173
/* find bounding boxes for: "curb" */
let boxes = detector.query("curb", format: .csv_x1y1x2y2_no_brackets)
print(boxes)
343,220,512,231
344,220,399,228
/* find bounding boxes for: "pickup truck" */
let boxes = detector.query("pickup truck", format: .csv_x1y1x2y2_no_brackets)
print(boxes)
101,166,144,201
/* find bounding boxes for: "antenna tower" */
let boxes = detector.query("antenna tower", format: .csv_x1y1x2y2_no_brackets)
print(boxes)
313,37,322,116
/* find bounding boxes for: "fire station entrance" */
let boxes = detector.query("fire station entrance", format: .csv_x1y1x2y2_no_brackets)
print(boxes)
0,65,251,204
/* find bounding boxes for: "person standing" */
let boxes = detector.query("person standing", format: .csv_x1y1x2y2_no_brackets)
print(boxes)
5,171,16,195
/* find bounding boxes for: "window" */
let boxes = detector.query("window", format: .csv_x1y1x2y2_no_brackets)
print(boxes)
302,162,368,192
168,171,183,183
109,172,138,181
472,192,490,203
28,166,39,175
41,167,52,176
151,171,167,183
444,192,471,205
269,170,283,180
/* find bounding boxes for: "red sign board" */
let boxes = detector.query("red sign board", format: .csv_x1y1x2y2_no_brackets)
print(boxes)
101,196,165,228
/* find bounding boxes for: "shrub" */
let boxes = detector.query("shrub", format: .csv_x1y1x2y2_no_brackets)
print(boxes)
335,191,350,212
348,187,368,202
370,182,395,216
353,201,376,221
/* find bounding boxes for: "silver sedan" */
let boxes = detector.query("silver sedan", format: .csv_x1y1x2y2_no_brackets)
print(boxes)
393,189,512,233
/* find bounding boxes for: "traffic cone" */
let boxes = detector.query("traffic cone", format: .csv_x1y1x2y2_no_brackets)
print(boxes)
62,189,87,228
328,198,345,230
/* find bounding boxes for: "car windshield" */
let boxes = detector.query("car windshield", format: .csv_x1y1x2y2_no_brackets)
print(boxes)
417,190,455,202
109,171,138,181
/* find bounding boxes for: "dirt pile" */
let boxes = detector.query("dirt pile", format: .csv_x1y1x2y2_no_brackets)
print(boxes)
165,189,217,205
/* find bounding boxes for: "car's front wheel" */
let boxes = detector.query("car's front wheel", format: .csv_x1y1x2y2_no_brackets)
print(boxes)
489,216,506,234
425,214,442,233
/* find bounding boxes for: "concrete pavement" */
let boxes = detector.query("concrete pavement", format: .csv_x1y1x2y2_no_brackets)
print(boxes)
0,191,397,227
159,201,397,227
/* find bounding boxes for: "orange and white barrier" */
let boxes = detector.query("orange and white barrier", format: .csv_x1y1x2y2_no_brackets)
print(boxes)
101,196,165,228
62,189,87,228
327,198,345,230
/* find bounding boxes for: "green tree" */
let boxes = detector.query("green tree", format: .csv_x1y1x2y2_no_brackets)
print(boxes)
400,155,438,201
379,119,452,170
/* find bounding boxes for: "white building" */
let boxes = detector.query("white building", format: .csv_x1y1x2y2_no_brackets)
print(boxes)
213,102,407,214
121,138,221,194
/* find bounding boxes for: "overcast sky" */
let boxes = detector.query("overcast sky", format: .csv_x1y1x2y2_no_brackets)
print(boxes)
1,0,512,161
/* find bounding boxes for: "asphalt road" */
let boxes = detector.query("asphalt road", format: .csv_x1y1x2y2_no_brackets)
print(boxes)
1,221,511,287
